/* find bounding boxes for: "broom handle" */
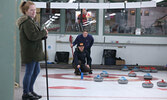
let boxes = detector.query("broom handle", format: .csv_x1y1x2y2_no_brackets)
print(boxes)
69,35,74,57
71,45,74,57
44,39,49,100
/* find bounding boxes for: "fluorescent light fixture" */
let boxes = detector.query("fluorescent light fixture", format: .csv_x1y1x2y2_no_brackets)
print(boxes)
68,0,76,3
34,1,156,9
152,0,164,3
109,13,116,16
51,3,78,9
124,0,128,3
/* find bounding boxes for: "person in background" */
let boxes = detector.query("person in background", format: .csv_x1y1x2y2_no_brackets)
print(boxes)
73,43,91,75
77,8,87,24
77,9,88,31
16,1,48,100
70,30,94,74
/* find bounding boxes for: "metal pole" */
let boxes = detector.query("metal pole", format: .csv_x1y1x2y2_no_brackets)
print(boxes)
44,38,49,100
44,2,51,100
124,0,127,33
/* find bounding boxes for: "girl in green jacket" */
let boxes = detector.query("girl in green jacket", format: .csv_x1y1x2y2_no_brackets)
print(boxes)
17,1,48,100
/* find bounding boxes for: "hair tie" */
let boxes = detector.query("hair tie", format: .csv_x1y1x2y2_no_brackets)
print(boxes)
22,1,26,7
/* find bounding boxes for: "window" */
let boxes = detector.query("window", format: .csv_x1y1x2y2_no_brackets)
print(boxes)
141,7,167,35
104,9,136,34
104,0,167,36
65,9,97,33
32,0,98,34
31,0,98,3
64,0,98,33
104,7,167,36
40,9,61,32
31,0,72,2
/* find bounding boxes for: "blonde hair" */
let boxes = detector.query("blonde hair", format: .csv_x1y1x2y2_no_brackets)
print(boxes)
20,1,35,14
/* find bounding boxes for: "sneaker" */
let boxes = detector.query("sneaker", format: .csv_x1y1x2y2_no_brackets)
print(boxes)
22,93,38,100
31,91,42,99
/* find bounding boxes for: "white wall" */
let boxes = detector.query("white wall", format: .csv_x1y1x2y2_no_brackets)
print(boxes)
45,34,167,66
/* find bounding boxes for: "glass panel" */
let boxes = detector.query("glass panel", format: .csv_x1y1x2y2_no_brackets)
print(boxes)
141,7,167,35
31,0,98,3
40,8,61,32
75,0,98,3
105,0,151,3
104,9,135,34
65,9,97,33
31,0,71,2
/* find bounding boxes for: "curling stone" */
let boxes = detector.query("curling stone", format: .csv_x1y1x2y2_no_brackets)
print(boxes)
142,80,153,88
100,70,109,77
121,66,129,71
128,71,137,77
157,80,167,87
142,67,151,73
144,73,152,80
132,67,139,72
118,76,128,84
94,75,103,82
150,67,158,73
139,66,144,71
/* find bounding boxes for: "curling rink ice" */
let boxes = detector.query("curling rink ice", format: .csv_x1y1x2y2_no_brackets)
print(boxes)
16,68,167,100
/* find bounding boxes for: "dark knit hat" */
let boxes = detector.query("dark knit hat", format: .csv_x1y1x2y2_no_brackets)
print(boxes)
78,43,84,47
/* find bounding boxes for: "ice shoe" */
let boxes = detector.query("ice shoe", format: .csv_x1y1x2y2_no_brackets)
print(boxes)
22,93,39,100
31,92,42,99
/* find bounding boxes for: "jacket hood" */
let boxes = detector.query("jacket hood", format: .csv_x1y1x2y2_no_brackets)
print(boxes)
16,15,28,28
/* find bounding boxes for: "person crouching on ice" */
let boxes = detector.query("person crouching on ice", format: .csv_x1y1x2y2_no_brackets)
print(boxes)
73,43,91,75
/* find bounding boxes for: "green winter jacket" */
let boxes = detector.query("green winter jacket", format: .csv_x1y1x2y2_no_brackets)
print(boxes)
16,15,47,64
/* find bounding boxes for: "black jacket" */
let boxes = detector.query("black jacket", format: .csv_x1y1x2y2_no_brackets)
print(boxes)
73,48,91,66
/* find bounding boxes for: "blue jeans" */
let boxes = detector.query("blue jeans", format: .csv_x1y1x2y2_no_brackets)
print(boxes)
23,61,40,94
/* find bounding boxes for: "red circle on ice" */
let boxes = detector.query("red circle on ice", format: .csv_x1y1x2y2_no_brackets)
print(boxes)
49,86,86,89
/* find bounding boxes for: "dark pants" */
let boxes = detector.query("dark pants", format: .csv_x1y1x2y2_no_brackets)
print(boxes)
86,48,92,70
73,60,90,73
